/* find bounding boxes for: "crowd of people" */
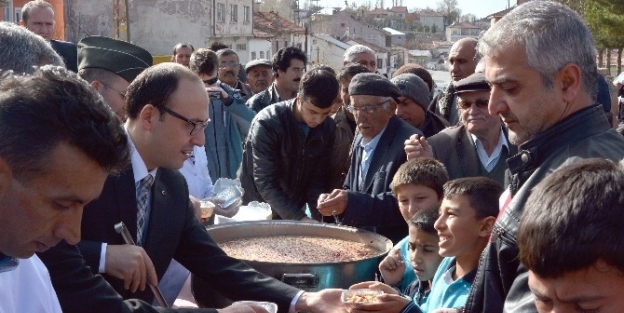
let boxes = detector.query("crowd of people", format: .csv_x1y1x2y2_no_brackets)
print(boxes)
2,0,624,313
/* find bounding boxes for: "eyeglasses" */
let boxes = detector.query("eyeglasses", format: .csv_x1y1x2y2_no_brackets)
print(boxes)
159,106,211,136
219,61,240,68
203,76,219,86
458,98,489,110
346,100,391,114
101,82,127,100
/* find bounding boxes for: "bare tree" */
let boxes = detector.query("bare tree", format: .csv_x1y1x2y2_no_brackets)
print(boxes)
436,0,461,25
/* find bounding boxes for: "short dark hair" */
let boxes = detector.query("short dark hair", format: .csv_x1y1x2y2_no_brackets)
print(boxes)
408,206,440,236
272,47,307,76
0,66,129,181
390,158,449,200
209,41,229,52
22,0,53,24
338,63,370,81
443,177,502,219
172,43,194,56
189,48,218,76
311,64,336,76
519,158,624,278
393,63,434,92
126,62,200,119
298,67,339,109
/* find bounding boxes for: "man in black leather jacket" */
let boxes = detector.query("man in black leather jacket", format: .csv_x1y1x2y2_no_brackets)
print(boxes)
239,67,339,221
459,2,624,313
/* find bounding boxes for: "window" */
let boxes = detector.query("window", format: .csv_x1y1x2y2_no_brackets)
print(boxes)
14,8,22,23
236,44,246,51
217,3,225,22
251,52,257,60
297,43,302,50
230,4,238,23
340,23,345,27
284,41,288,47
267,50,270,58
243,6,250,23
4,6,12,22
377,58,383,69
260,51,265,58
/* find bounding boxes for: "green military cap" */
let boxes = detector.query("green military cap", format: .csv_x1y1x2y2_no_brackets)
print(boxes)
78,36,152,83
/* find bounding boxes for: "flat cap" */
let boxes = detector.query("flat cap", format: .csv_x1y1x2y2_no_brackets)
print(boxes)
349,73,401,99
245,59,272,73
391,73,431,110
453,72,490,94
78,36,152,83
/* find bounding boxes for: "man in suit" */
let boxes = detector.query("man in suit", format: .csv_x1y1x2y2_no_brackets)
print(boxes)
317,73,421,243
404,72,515,187
74,62,342,312
21,0,78,72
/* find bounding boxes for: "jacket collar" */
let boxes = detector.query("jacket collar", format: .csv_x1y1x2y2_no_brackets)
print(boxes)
507,105,608,190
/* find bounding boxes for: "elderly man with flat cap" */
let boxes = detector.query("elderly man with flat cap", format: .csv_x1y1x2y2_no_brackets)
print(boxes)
392,73,449,137
245,59,273,95
404,72,515,187
317,73,422,243
76,36,152,120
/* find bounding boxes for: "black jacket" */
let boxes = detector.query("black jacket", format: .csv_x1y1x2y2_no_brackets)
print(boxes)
239,99,335,220
246,83,282,113
464,105,624,313
50,40,78,72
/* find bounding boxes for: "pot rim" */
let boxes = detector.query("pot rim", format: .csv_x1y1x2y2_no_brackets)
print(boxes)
207,220,394,265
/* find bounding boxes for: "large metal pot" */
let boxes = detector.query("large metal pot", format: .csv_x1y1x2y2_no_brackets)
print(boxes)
192,221,392,307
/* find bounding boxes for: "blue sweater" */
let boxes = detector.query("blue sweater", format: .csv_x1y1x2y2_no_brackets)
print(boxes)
402,257,476,313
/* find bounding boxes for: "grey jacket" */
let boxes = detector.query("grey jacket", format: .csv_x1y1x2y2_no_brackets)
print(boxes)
465,105,624,313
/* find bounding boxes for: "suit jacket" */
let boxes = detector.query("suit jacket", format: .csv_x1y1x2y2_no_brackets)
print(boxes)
38,242,217,313
77,166,299,313
428,125,517,187
50,40,78,72
341,115,421,243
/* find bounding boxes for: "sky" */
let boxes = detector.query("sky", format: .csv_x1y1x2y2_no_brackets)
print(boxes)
315,0,512,19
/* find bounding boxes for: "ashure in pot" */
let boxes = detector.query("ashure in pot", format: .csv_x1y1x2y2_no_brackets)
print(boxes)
193,220,392,306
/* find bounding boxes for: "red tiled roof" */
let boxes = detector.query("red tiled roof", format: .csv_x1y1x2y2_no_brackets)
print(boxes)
389,6,408,13
253,11,305,35
366,8,389,15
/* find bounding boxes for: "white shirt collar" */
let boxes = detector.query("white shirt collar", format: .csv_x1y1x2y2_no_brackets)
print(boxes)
125,128,158,184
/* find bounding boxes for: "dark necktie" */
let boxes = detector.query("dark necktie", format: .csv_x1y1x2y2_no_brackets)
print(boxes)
136,174,154,246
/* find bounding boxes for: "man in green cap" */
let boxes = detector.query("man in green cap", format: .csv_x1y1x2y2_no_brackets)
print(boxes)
77,36,153,120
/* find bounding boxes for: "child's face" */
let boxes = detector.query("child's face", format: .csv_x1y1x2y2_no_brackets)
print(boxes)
528,261,624,313
435,194,488,258
408,226,443,282
396,184,441,223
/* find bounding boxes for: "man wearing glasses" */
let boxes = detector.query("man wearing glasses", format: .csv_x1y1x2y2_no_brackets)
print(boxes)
317,73,422,244
189,48,256,182
77,36,153,120
404,72,515,187
216,48,252,100
73,61,346,313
